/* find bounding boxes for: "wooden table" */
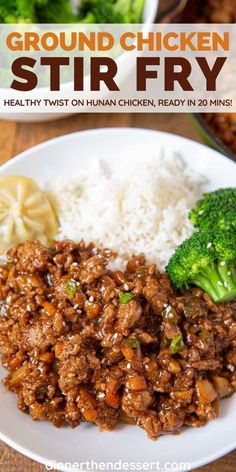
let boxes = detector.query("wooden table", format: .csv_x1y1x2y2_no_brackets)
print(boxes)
0,112,235,472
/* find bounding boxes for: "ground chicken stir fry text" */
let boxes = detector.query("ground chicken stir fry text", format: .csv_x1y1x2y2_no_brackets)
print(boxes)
0,240,236,439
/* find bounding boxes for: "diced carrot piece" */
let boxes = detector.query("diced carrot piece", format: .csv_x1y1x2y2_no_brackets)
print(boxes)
42,302,57,316
54,342,63,358
79,387,97,408
39,352,55,363
126,375,147,391
121,344,135,362
107,378,119,393
9,352,26,369
105,392,120,409
84,301,102,319
83,408,98,422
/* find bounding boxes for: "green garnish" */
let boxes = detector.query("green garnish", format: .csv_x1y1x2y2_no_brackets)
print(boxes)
65,279,77,297
37,386,47,400
160,334,169,349
126,337,140,348
170,334,185,352
199,331,212,342
119,292,134,304
7,262,14,270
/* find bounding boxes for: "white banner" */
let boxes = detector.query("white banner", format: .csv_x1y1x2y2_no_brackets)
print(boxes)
0,23,234,113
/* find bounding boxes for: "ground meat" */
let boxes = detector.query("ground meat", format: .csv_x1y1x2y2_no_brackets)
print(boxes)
0,240,235,440
117,300,142,331
8,241,49,273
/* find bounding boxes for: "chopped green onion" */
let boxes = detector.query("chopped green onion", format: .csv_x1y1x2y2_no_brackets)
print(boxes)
160,334,169,349
65,279,77,296
199,331,211,341
163,305,178,323
126,337,140,348
170,334,185,352
7,262,14,270
37,386,47,400
119,292,134,304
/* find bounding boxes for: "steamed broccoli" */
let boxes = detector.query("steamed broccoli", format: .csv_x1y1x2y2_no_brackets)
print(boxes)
166,229,236,303
78,0,144,23
36,0,75,23
0,0,76,23
0,0,145,23
189,188,236,232
0,0,50,23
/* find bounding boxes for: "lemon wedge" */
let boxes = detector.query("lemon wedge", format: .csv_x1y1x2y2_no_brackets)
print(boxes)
0,175,58,253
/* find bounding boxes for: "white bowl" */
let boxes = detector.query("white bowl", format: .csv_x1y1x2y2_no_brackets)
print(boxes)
1,0,159,123
0,127,236,470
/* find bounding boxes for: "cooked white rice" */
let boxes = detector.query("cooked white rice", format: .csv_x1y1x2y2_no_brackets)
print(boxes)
50,152,205,271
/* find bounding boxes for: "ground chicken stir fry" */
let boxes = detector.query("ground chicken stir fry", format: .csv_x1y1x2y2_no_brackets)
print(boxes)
0,240,236,439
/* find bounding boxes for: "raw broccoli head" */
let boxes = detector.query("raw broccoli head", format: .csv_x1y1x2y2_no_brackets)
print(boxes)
166,230,236,303
189,188,236,232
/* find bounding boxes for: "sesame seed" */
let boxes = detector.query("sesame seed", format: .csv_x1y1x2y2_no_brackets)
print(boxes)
124,284,129,291
26,304,31,312
217,281,223,286
227,364,235,372
228,271,232,276
207,242,212,249
220,261,226,266
224,281,228,288
97,392,105,399
72,262,78,267
127,363,131,369
74,304,79,310
113,333,119,339
89,296,94,302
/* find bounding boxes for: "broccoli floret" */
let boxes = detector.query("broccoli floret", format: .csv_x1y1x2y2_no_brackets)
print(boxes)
78,0,144,23
0,0,145,23
0,0,76,23
189,188,236,232
0,0,18,23
36,0,75,23
79,0,115,23
166,230,236,303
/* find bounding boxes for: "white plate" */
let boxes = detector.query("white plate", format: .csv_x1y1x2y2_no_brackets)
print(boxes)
0,128,236,471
